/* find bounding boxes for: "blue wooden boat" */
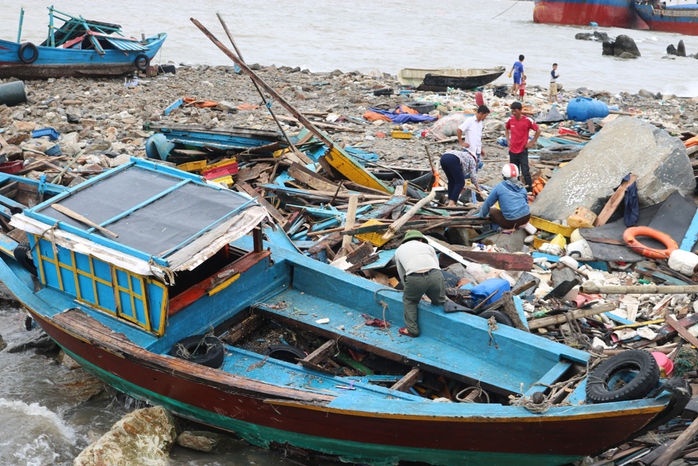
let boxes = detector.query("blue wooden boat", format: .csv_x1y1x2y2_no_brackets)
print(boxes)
634,1,698,36
0,7,166,79
0,157,689,465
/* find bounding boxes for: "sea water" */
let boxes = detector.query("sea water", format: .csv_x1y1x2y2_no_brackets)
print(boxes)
0,0,697,464
1,0,698,96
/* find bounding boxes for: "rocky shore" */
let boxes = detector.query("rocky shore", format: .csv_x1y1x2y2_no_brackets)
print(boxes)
1,63,697,188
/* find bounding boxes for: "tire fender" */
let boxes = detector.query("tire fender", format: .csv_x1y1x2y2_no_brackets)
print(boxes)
14,242,37,275
18,42,39,64
478,310,514,327
586,350,660,403
134,54,150,72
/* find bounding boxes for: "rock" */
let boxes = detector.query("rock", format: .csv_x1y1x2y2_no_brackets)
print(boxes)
602,35,641,57
0,334,6,352
678,40,687,57
74,406,177,466
5,327,57,353
575,31,609,42
667,44,678,56
531,117,696,221
177,430,226,452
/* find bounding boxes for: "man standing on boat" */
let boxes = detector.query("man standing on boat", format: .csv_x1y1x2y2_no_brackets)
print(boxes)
508,54,525,97
505,101,540,192
394,230,445,338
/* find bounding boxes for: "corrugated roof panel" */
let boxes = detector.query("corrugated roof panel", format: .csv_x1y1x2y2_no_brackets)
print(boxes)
103,37,148,52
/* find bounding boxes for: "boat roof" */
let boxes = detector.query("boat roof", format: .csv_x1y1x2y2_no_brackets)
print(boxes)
11,158,268,277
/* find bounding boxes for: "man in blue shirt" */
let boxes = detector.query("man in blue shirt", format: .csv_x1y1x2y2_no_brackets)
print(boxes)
477,164,531,229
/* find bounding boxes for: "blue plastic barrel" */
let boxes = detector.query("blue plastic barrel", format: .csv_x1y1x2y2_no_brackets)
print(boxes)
566,97,609,121
0,81,26,107
471,278,511,306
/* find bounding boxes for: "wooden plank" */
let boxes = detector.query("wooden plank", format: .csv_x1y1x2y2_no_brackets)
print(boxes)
444,248,533,271
235,180,287,227
52,203,119,238
528,304,616,330
390,367,423,393
341,195,359,251
301,339,336,364
593,174,637,227
288,163,346,193
666,315,698,348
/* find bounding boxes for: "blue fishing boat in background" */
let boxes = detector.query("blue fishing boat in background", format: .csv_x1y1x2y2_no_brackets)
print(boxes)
634,1,698,36
0,6,167,79
0,157,690,465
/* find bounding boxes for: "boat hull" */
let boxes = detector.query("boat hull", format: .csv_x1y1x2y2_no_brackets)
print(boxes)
533,0,637,28
633,4,698,35
0,34,167,79
418,69,506,92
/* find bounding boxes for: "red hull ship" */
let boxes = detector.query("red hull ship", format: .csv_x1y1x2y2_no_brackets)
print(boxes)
533,0,642,29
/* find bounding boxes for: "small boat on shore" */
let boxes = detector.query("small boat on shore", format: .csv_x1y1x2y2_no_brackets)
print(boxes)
0,157,690,465
533,0,642,28
397,66,505,91
0,7,166,79
633,1,698,36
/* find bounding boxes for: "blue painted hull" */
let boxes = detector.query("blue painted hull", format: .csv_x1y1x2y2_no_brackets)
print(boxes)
0,33,167,79
634,4,698,35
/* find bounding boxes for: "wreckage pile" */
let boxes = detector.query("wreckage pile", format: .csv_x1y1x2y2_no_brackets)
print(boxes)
3,63,698,464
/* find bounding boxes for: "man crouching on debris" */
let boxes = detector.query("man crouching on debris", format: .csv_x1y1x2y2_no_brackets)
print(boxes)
476,163,531,230
394,230,445,338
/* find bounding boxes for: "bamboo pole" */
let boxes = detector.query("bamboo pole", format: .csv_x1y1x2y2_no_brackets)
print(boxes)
527,303,616,330
581,283,698,295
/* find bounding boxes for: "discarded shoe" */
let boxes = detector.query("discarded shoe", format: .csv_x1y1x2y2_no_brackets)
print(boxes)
398,327,417,337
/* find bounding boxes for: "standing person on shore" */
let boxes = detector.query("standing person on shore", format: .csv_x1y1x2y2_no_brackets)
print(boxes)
505,101,541,192
477,164,531,230
439,148,481,207
519,74,527,101
508,54,525,96
394,230,445,338
549,63,560,103
456,105,490,167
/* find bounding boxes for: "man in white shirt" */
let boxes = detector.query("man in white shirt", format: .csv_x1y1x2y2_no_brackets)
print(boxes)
456,105,490,164
393,230,445,337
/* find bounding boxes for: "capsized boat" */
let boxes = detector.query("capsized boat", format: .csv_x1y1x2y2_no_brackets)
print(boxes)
634,1,698,36
397,66,506,90
0,157,690,466
533,0,642,28
0,6,167,79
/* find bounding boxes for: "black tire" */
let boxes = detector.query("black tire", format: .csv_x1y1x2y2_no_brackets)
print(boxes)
586,350,660,403
170,335,224,369
264,344,306,363
14,242,37,275
478,310,514,327
134,54,150,72
405,101,435,114
18,42,38,64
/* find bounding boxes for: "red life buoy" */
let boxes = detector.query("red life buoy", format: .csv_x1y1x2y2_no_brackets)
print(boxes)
622,226,678,260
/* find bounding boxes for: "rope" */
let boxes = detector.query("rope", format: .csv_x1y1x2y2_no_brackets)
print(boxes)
487,316,499,349
149,258,176,286
492,0,522,19
373,288,400,334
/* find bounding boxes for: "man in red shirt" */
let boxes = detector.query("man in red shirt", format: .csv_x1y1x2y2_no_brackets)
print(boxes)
505,101,541,191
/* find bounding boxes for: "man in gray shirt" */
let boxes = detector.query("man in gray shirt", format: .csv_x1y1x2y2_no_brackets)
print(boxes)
394,230,445,337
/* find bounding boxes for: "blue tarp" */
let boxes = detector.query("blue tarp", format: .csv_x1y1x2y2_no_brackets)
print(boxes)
369,107,438,123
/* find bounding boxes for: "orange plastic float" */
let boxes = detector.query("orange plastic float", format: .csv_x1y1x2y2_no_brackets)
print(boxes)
622,226,678,259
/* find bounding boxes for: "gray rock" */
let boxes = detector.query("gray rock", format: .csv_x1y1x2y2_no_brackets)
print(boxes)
530,117,696,221
618,52,638,59
678,40,687,57
5,327,57,353
668,44,678,56
602,35,641,57
177,430,226,452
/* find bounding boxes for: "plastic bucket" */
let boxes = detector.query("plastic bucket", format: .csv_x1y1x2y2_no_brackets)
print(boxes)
566,97,609,121
0,81,27,107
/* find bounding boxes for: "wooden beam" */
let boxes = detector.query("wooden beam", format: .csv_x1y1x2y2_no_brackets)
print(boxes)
223,313,265,345
444,248,533,271
235,180,287,227
341,195,359,251
288,163,346,193
528,304,616,330
593,174,637,227
301,339,336,365
390,367,423,392
666,315,698,348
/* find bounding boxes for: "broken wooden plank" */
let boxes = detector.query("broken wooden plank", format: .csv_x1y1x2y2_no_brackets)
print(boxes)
444,248,533,271
235,180,287,227
390,367,423,393
288,163,346,193
223,313,265,345
666,315,698,348
528,304,616,330
593,174,637,227
382,190,436,240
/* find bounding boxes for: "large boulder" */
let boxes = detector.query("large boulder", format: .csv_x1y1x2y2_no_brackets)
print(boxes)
530,117,695,221
602,34,641,57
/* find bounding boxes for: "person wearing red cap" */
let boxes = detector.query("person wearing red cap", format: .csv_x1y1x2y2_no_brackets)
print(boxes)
476,164,531,229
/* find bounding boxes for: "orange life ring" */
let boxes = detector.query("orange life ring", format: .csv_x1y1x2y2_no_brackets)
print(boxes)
622,226,678,260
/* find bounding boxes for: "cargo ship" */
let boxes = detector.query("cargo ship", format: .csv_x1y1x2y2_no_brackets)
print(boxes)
533,0,641,29
633,1,698,36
